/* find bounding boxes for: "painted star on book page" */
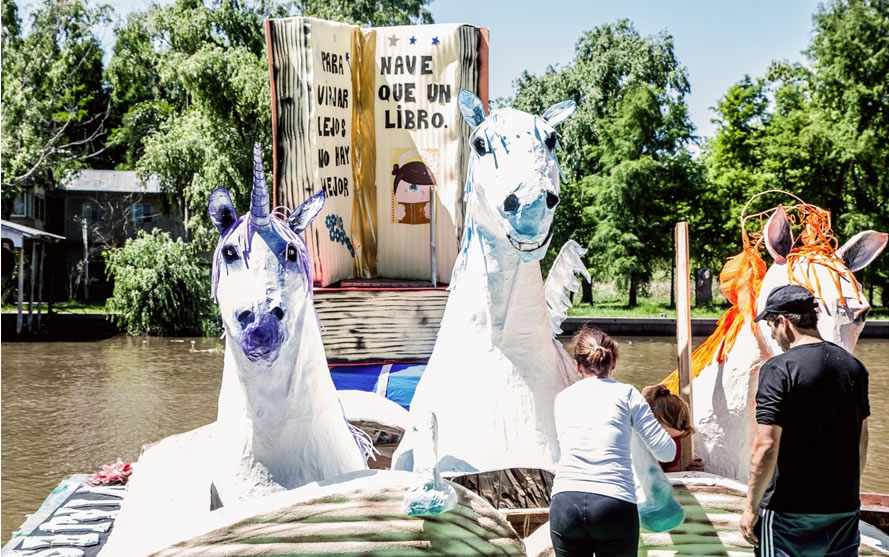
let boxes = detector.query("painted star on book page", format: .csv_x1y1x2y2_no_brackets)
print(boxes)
431,36,440,46
389,34,399,46
409,36,417,45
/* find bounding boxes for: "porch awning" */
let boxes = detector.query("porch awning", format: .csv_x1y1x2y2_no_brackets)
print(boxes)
1,219,65,249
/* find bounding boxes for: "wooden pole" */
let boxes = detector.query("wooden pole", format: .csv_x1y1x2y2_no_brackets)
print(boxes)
430,186,437,287
37,242,46,329
82,219,89,300
675,221,695,469
28,240,37,330
17,246,24,334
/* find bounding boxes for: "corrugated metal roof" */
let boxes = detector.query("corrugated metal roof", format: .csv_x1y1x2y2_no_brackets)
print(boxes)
1,219,66,246
59,170,162,193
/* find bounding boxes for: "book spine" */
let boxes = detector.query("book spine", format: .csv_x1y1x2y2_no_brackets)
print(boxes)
352,28,378,279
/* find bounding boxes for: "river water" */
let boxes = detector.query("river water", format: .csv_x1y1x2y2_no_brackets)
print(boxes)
2,335,887,542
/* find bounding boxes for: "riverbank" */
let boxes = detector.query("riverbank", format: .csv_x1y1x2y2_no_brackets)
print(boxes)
3,311,888,341
1,311,120,341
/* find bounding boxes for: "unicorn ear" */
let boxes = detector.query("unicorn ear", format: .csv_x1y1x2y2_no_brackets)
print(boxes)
288,188,326,235
458,89,486,130
764,205,793,264
542,100,576,127
208,188,238,235
837,230,888,272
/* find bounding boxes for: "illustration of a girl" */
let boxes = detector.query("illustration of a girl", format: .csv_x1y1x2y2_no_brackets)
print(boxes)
392,160,435,225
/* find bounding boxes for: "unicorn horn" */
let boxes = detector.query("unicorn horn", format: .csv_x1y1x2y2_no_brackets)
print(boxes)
249,142,270,229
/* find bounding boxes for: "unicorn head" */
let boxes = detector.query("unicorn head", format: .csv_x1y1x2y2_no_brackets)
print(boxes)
757,205,887,355
208,143,326,367
458,89,576,262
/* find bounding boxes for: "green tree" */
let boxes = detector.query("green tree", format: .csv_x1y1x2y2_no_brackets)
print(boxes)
705,0,889,304
105,0,285,247
808,0,889,301
106,0,434,248
511,20,699,306
295,0,432,25
698,76,773,268
104,229,215,335
1,0,112,195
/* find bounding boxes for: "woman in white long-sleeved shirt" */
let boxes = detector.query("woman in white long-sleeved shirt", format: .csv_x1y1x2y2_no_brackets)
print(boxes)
551,326,676,557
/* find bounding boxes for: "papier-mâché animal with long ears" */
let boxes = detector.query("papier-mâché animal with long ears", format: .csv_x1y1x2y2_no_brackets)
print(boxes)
661,193,887,482
392,90,683,531
101,144,370,557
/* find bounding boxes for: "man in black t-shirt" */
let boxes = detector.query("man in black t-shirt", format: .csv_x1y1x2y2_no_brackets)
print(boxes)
739,284,870,557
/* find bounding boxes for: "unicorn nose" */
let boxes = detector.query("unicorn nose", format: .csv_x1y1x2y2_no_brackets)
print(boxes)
546,192,559,209
271,306,285,321
503,194,519,213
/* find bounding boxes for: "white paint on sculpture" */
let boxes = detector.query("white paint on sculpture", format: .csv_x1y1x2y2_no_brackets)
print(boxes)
392,90,581,475
100,144,368,557
691,204,886,482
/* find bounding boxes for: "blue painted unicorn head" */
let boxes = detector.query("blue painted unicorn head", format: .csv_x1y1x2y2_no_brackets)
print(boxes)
208,144,325,365
458,89,576,263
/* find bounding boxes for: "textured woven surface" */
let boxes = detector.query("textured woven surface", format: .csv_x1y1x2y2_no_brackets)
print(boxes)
153,482,524,556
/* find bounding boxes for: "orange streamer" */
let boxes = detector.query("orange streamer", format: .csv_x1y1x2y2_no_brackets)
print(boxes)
662,198,852,395
663,244,766,393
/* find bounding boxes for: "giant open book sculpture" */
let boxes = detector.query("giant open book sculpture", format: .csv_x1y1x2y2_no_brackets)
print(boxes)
266,17,488,285
661,192,887,481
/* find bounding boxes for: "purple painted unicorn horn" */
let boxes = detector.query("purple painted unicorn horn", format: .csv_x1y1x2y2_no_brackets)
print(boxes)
249,142,271,230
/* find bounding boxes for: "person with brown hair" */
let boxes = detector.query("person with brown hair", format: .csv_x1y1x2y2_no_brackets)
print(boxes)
740,284,870,556
642,384,699,473
550,326,676,557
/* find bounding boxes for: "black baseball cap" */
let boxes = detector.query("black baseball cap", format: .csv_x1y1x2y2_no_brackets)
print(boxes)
753,284,818,322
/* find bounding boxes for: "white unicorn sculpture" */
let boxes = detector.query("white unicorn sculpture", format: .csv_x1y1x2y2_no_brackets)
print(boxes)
392,90,682,531
392,90,581,475
663,198,886,482
101,145,370,556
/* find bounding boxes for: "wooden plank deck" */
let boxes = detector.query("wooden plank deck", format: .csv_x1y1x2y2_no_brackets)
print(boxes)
314,287,448,362
520,475,889,556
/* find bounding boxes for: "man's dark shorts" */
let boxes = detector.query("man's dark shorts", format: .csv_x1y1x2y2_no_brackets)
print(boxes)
754,507,860,557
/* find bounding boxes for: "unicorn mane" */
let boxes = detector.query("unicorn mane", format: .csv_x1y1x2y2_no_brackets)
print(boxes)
663,194,861,392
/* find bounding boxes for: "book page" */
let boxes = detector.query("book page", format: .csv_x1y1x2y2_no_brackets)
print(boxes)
372,24,483,282
268,17,356,286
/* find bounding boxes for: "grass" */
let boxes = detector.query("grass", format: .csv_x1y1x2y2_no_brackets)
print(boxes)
567,297,731,319
567,296,889,320
1,300,106,313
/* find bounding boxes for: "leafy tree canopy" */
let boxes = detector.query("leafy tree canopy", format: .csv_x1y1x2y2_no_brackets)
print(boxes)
104,228,216,335
295,0,432,26
510,20,700,306
1,0,112,196
705,0,889,300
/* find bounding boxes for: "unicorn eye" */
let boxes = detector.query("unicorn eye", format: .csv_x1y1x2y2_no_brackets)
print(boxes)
222,244,240,264
284,243,298,263
545,132,557,150
473,136,488,156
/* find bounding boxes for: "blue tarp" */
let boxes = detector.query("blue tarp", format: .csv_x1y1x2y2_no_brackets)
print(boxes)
330,363,426,410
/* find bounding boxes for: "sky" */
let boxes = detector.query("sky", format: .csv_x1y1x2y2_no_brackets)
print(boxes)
61,0,823,140
428,0,823,139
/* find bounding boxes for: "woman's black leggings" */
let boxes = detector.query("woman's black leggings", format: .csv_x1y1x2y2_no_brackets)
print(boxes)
549,491,639,557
